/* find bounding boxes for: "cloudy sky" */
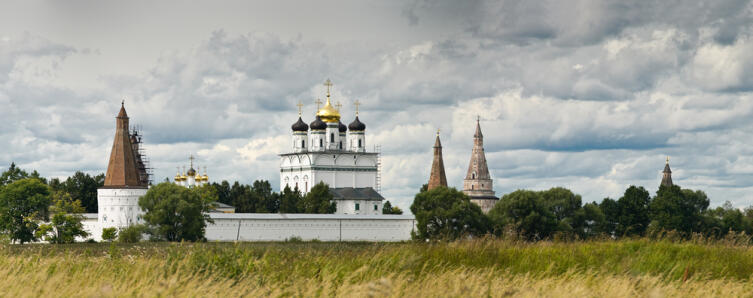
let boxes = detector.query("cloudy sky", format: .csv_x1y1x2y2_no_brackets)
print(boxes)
2,0,753,212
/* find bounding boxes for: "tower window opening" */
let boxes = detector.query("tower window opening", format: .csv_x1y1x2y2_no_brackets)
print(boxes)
319,139,323,147
339,141,342,149
374,204,378,211
471,185,474,190
355,203,360,211
358,139,362,148
330,133,334,142
302,140,305,147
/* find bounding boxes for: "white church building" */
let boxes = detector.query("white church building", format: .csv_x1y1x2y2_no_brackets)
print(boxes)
83,87,414,242
279,79,384,215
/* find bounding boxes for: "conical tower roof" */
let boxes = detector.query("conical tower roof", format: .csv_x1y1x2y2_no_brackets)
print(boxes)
428,131,448,190
103,102,145,188
661,157,673,187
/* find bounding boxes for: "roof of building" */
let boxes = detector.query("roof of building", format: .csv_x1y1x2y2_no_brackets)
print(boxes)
292,117,309,132
103,103,146,189
428,132,448,190
310,115,327,130
338,120,347,133
348,116,366,131
330,187,385,201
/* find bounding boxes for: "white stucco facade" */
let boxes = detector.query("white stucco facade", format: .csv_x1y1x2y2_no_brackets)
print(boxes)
82,213,415,242
96,188,147,230
280,152,378,193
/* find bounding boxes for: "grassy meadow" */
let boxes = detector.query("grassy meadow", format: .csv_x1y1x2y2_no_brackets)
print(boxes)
1,239,753,297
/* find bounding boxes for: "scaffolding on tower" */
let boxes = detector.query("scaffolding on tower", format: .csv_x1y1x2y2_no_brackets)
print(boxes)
375,144,382,194
130,124,154,186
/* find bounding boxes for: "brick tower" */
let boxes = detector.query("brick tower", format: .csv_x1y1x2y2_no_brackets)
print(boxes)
427,130,448,190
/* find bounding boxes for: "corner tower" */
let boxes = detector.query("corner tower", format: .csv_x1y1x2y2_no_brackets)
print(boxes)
661,157,673,187
97,101,148,238
427,130,448,190
463,118,497,213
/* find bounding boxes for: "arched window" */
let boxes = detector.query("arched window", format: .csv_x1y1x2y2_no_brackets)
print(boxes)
471,185,474,190
330,133,334,142
472,172,476,179
302,140,305,147
358,139,362,148
319,139,323,147
339,141,342,149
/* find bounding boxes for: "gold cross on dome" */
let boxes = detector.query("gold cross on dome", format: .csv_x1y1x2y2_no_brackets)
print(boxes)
354,100,361,115
324,79,333,96
335,101,342,112
189,154,195,168
314,98,323,110
296,101,304,116
666,156,670,164
436,129,440,136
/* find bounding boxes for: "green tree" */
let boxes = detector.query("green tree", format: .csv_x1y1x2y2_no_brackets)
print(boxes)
0,163,30,186
410,186,490,240
616,186,651,237
60,171,105,213
299,182,336,214
36,192,89,243
101,227,118,242
571,202,607,239
139,183,215,242
703,201,753,237
278,185,302,213
649,185,709,236
598,198,619,236
488,190,557,240
252,180,277,213
0,178,52,243
541,187,583,234
382,201,404,215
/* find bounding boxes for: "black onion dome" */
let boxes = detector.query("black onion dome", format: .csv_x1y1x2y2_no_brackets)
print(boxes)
310,116,327,130
338,121,347,133
348,116,366,131
291,117,309,132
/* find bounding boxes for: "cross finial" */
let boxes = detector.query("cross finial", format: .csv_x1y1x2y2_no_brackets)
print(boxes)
335,101,342,112
296,101,304,116
666,156,670,164
437,129,440,136
477,115,480,122
324,79,333,97
354,100,361,116
314,98,323,110
189,154,195,168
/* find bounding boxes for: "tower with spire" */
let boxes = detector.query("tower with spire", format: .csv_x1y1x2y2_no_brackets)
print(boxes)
97,101,149,233
279,79,384,215
463,117,497,212
661,157,673,187
427,130,448,190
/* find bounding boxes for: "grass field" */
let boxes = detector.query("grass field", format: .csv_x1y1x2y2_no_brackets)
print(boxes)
1,239,752,297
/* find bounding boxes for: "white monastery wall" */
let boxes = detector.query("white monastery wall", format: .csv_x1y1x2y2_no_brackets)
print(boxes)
205,214,415,242
83,213,414,242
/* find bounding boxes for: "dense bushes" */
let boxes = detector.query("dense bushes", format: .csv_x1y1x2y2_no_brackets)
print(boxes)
413,184,753,242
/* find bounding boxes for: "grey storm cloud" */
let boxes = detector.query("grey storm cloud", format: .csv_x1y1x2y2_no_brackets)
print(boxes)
2,0,753,212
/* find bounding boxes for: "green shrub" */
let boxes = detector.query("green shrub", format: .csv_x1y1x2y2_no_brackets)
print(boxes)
101,227,117,242
118,225,144,243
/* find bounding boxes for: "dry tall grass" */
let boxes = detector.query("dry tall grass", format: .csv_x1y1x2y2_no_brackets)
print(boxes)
0,240,751,297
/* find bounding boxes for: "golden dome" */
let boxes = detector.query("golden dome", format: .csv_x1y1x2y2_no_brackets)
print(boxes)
317,97,340,123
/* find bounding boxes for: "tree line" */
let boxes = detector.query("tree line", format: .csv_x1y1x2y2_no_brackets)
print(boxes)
411,183,753,241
